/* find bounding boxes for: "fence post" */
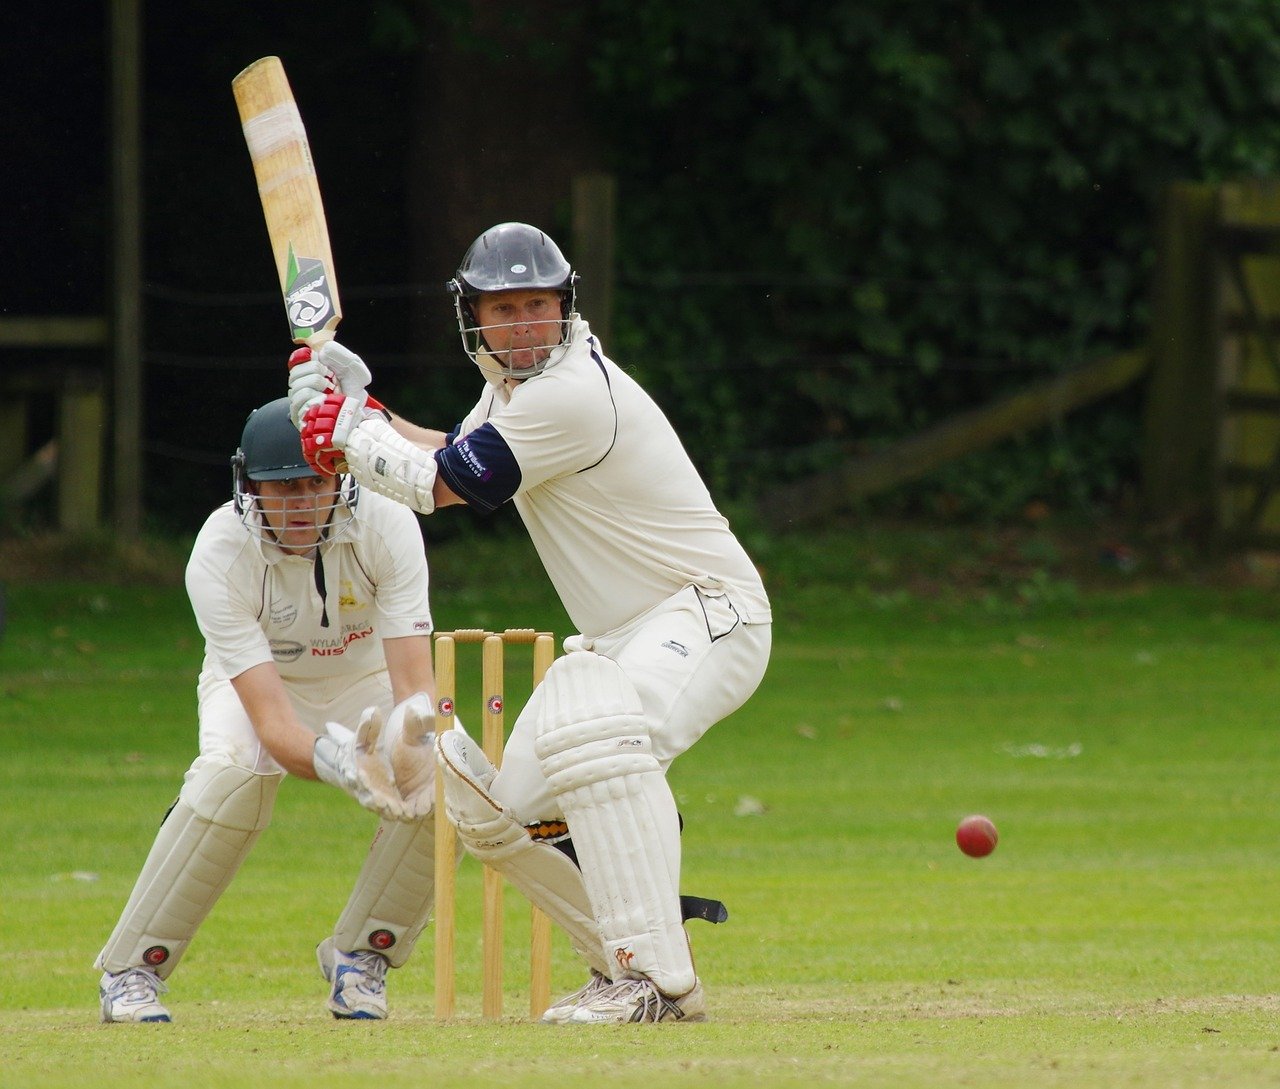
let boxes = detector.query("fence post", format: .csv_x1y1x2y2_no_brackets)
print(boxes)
1140,182,1219,524
110,0,144,535
58,372,105,532
570,173,616,349
0,393,27,485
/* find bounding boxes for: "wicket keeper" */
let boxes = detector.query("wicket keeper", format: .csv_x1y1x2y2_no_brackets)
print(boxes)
97,398,441,1023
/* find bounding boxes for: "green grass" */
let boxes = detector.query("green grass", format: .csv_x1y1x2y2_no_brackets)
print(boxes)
2,524,1279,1087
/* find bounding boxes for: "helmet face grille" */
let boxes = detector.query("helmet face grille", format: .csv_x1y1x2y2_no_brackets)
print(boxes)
233,478,359,547
229,398,359,546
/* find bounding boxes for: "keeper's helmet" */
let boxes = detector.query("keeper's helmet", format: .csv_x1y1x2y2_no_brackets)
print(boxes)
230,397,357,542
446,222,579,379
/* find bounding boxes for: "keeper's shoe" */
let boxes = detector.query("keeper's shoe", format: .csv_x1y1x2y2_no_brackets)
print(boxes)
539,970,614,1024
316,937,389,1020
99,967,172,1023
561,976,707,1025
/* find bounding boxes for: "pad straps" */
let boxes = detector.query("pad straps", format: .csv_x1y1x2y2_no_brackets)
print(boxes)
548,836,728,925
680,896,729,925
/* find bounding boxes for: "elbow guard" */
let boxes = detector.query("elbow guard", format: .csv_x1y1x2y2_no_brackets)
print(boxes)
344,417,438,515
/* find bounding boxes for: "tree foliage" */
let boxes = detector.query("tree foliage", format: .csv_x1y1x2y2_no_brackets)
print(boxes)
580,1,1280,516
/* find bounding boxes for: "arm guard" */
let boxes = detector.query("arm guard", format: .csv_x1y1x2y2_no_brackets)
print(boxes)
344,417,438,515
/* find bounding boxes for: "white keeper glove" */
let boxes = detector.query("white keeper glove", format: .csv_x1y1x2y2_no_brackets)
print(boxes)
287,342,375,430
380,692,438,821
312,709,410,821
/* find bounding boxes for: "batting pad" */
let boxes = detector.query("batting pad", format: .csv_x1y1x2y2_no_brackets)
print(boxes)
96,759,280,978
533,653,694,996
331,815,440,968
436,726,612,977
345,417,437,514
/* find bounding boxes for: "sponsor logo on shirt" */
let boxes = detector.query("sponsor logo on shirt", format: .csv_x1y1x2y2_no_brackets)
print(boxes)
454,438,493,482
271,640,306,662
661,639,690,658
310,625,375,657
269,600,298,627
338,580,362,609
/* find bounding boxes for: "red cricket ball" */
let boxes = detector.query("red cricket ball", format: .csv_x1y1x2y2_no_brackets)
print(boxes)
956,814,998,858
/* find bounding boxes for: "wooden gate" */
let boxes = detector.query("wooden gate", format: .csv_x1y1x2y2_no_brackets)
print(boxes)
1211,182,1280,548
761,179,1280,539
1140,180,1280,548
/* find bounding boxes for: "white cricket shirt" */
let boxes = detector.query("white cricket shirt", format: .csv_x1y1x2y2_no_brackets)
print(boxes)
185,490,433,701
436,319,771,639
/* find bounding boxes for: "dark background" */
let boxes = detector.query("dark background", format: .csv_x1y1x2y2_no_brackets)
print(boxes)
6,1,1280,537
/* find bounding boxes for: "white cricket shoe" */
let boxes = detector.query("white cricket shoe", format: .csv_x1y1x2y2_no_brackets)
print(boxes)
99,967,172,1023
316,937,389,1020
562,977,707,1024
539,970,614,1024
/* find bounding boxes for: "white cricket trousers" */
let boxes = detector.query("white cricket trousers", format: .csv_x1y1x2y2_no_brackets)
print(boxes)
490,584,771,823
192,668,395,777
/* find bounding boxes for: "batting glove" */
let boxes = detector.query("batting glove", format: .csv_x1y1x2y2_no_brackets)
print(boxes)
301,392,364,475
287,347,332,429
287,343,384,430
300,377,394,476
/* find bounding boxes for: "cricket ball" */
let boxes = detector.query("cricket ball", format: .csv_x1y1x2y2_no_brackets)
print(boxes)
956,814,998,858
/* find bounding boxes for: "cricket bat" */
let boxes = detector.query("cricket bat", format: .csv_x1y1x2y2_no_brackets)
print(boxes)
232,56,341,347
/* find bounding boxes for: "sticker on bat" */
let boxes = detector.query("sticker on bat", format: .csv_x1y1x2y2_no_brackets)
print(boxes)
285,246,335,337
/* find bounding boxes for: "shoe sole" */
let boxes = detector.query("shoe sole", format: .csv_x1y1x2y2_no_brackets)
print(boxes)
560,1009,709,1025
102,1013,172,1023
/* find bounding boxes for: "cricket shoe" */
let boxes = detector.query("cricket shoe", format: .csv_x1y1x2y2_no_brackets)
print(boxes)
99,967,172,1023
539,970,614,1024
561,977,707,1024
316,937,389,1020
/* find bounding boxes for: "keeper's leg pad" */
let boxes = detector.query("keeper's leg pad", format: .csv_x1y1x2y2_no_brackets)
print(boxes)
435,725,612,977
533,653,694,996
331,815,440,968
95,758,280,978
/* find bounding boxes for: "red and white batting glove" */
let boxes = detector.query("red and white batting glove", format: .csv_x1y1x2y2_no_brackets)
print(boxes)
301,391,385,476
287,343,384,430
287,346,333,429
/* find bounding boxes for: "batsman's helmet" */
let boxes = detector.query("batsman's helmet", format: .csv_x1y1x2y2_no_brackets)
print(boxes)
446,222,579,379
231,397,356,542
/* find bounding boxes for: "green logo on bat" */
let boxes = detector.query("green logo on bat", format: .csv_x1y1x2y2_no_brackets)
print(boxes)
284,245,334,338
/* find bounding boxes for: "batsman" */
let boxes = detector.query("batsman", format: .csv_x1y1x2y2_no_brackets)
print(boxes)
290,223,773,1024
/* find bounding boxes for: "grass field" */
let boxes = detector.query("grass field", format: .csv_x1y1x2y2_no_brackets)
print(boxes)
2,522,1278,1087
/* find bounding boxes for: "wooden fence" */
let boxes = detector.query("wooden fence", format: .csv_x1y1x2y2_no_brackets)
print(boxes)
1,317,109,532
763,179,1280,547
8,180,1280,544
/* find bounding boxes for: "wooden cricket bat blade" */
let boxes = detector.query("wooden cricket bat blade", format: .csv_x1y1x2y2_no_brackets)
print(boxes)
232,56,342,347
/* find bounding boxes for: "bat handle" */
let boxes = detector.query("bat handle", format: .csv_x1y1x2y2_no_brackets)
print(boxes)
299,330,336,350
